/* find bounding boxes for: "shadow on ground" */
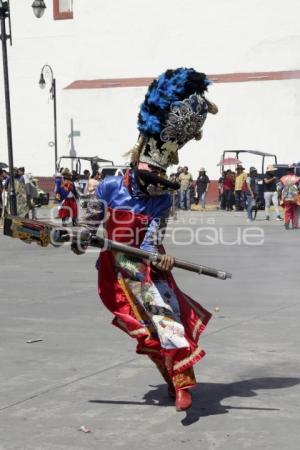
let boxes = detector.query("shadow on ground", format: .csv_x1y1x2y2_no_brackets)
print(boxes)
89,377,300,426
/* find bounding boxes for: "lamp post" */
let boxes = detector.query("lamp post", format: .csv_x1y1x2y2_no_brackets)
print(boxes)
0,1,47,216
0,0,17,215
32,1,47,19
39,64,58,173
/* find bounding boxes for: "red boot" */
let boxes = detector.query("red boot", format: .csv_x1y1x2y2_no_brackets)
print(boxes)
175,388,192,411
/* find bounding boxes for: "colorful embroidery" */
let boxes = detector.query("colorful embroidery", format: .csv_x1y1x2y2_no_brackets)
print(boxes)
173,367,196,389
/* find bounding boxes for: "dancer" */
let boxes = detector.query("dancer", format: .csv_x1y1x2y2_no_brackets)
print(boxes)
278,165,300,229
56,169,79,226
74,68,218,411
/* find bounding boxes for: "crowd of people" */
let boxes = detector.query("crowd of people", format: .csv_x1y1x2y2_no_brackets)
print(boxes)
2,161,299,231
170,166,210,210
168,162,300,229
54,164,212,226
217,164,300,228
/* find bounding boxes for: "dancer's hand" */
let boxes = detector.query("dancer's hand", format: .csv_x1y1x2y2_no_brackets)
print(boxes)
71,242,87,255
155,254,174,271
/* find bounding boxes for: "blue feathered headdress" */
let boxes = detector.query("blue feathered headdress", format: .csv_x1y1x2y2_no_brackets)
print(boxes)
130,67,217,170
138,68,211,138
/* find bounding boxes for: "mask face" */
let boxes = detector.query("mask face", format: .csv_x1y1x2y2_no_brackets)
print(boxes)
136,169,180,195
148,164,167,177
146,184,166,196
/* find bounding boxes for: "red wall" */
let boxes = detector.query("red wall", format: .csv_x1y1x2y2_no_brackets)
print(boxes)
37,177,55,196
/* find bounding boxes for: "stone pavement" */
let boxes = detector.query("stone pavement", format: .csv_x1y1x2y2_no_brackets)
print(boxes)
0,209,299,450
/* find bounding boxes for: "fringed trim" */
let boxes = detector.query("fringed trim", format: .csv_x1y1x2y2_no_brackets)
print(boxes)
115,318,148,338
182,294,211,342
192,318,206,341
173,347,205,373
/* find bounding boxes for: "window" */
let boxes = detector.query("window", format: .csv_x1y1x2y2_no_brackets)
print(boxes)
53,0,73,20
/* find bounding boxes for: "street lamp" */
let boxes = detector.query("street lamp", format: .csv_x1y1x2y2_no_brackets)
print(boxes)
0,0,17,215
32,1,47,19
39,64,58,173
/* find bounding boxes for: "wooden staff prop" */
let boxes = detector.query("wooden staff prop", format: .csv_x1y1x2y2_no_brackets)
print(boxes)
3,216,232,280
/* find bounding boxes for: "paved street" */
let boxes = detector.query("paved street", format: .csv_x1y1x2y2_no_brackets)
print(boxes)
0,209,300,450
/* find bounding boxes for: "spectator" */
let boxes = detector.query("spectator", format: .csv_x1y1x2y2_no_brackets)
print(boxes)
87,171,101,195
16,167,39,219
244,167,259,222
223,170,234,211
234,165,247,211
263,165,282,221
278,165,300,229
218,171,225,209
17,167,26,183
175,166,183,180
4,167,28,216
25,174,39,219
179,166,193,210
196,168,210,209
169,173,177,183
0,169,9,215
0,170,8,218
83,169,91,180
71,170,80,183
1,169,8,182
4,167,19,189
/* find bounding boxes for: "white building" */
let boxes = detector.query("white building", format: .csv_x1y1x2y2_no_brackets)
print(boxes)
1,0,300,179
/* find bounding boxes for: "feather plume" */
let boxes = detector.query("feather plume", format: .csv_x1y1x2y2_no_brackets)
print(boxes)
123,135,146,166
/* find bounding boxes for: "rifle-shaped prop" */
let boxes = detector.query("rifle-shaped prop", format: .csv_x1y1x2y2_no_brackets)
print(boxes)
3,216,232,280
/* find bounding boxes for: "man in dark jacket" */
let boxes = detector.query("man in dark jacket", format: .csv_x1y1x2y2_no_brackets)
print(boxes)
196,168,210,209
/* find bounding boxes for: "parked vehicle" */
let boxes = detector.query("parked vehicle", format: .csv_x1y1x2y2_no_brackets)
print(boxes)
220,149,278,176
99,165,129,178
35,189,49,207
273,163,300,178
56,156,114,176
